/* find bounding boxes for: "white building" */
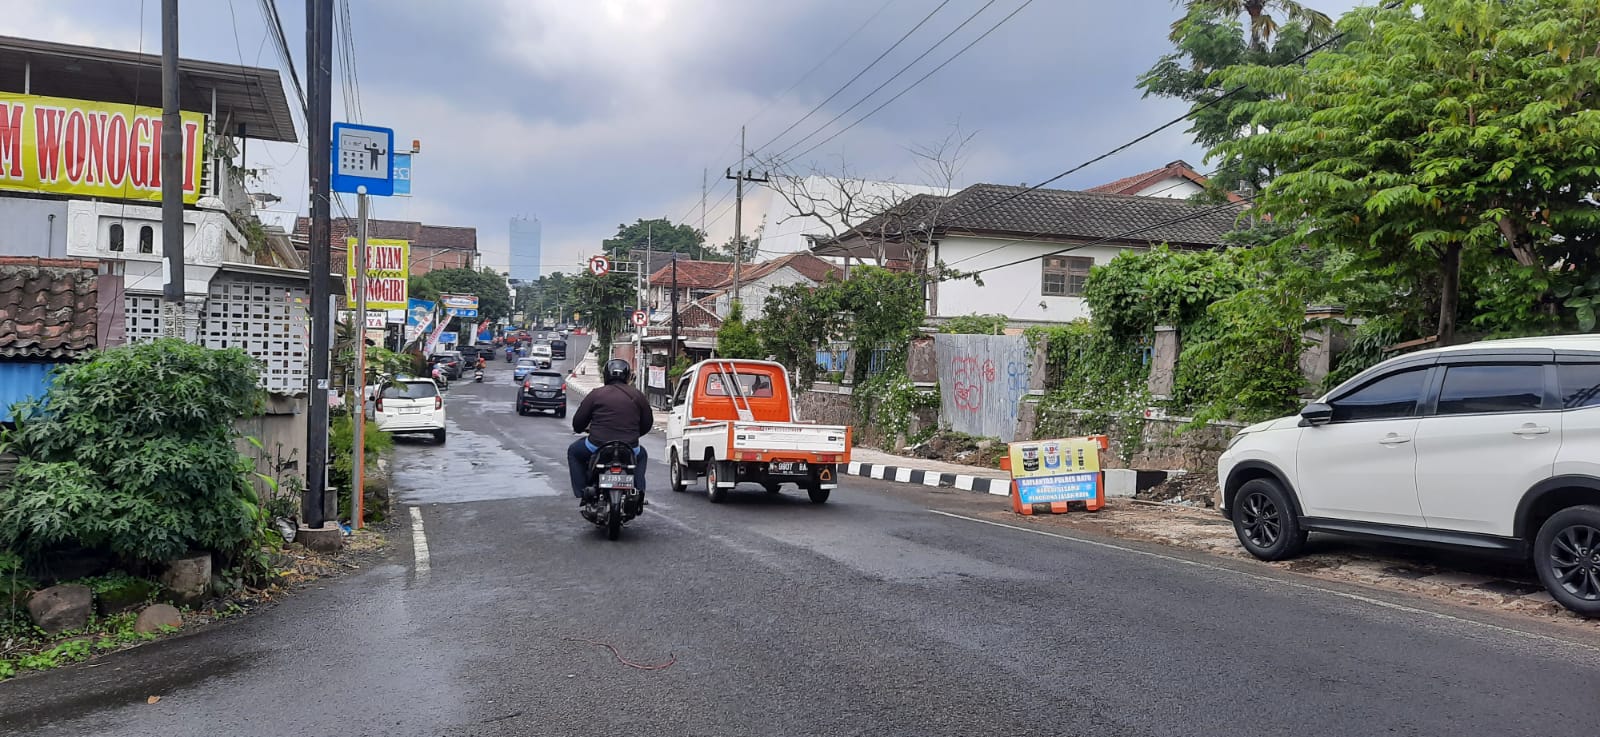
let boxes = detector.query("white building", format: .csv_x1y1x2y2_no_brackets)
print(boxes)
812,183,1243,326
706,253,842,321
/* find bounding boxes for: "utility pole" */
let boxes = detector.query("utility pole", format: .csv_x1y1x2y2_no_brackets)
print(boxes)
725,126,768,307
159,0,184,337
700,168,707,238
636,221,651,390
304,0,334,529
352,188,369,529
669,254,679,372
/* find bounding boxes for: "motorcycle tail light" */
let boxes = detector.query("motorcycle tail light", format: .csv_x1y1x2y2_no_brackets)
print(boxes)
609,466,621,473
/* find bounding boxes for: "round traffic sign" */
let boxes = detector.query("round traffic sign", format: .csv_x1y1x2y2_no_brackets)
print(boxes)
588,255,611,276
631,309,648,327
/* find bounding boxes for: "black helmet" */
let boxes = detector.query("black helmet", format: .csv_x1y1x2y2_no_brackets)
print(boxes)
603,359,633,385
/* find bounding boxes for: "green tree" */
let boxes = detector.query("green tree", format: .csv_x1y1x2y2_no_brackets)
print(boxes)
517,271,574,326
1139,2,1336,191
602,218,723,261
1218,0,1600,343
569,270,637,361
715,301,766,359
411,267,513,322
1171,0,1332,49
756,281,843,388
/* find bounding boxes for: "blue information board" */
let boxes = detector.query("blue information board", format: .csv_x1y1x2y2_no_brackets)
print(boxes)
331,122,394,196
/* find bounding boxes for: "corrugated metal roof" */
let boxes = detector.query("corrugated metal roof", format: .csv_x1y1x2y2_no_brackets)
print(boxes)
0,361,55,421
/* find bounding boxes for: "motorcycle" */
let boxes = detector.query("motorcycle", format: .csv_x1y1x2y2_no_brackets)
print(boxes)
579,441,644,540
474,367,485,383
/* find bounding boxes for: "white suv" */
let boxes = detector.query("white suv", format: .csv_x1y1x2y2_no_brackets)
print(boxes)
1218,335,1600,616
371,378,447,444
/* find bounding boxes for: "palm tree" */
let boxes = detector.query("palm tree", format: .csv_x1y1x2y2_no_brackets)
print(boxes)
1171,0,1334,49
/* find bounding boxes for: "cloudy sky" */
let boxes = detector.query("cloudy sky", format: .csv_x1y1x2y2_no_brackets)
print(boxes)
11,0,1362,274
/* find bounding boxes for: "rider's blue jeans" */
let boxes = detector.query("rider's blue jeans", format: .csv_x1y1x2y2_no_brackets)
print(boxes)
567,437,646,498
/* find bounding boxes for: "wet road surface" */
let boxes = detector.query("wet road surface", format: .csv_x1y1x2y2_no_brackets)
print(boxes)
6,344,1600,736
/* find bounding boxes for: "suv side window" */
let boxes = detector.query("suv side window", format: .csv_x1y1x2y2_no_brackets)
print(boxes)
1559,363,1600,409
1435,364,1546,415
1331,368,1428,423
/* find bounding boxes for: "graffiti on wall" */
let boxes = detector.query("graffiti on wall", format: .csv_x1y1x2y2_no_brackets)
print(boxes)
934,334,1031,442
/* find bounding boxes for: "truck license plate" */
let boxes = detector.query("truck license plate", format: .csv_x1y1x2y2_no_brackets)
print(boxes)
772,461,808,474
599,473,632,489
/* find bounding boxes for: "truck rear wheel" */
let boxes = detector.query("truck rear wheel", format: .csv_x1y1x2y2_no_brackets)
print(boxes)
707,460,728,504
806,484,830,504
668,449,689,493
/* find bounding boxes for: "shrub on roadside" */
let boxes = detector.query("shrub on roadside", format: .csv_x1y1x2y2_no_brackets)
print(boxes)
0,340,267,569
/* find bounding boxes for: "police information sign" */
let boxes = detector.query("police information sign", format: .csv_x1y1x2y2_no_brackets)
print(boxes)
1006,437,1104,514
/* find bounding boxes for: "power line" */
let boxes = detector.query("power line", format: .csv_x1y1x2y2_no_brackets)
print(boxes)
926,11,1358,235
770,0,1003,165
751,0,952,158
256,0,306,116
741,0,900,131
778,0,1035,167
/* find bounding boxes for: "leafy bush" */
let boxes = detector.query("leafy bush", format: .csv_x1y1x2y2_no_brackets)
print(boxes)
938,314,1009,335
329,413,394,523
0,340,267,567
1082,246,1246,338
1027,321,1151,455
715,301,766,360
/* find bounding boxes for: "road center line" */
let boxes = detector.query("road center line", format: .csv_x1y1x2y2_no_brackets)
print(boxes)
410,506,431,580
928,509,1600,654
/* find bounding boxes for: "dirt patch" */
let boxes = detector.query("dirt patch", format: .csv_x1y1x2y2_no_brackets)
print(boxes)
902,432,1007,470
1135,472,1220,508
956,497,1600,632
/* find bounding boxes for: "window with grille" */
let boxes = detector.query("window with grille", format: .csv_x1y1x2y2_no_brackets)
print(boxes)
1041,255,1092,297
200,281,310,395
123,295,165,343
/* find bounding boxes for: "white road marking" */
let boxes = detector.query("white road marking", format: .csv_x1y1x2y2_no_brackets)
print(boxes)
410,506,431,580
929,510,1600,654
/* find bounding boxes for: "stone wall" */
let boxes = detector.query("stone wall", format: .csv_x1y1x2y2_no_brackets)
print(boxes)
1031,405,1236,472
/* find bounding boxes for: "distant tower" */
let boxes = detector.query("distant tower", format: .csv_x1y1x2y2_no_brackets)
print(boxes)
509,216,542,282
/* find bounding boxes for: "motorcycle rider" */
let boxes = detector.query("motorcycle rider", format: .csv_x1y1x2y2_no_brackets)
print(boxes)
567,359,653,505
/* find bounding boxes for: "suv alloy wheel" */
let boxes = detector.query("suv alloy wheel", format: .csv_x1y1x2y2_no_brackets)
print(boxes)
1232,478,1307,561
1534,505,1600,618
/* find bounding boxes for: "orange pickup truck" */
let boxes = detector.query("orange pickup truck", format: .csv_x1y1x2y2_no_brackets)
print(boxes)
665,359,851,504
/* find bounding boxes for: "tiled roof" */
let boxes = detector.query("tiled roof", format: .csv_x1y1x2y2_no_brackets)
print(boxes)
0,257,100,360
1086,159,1245,203
649,260,735,289
708,253,842,289
675,300,722,329
293,217,478,252
826,183,1245,249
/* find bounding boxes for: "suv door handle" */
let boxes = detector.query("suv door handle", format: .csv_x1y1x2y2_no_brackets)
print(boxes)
1512,425,1551,436
1378,433,1411,445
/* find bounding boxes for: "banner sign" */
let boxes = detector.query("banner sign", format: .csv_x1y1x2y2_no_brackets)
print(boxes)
1008,437,1102,505
440,293,478,311
438,331,457,345
407,298,436,341
346,238,409,310
0,92,206,203
392,152,412,196
648,365,667,389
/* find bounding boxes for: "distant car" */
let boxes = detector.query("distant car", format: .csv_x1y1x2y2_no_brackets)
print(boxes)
429,352,463,379
517,370,567,417
531,343,553,359
372,378,446,443
549,339,567,360
512,358,540,381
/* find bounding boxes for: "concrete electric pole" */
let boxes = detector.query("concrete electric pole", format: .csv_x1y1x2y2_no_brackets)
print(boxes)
159,0,185,337
304,0,335,528
725,126,768,307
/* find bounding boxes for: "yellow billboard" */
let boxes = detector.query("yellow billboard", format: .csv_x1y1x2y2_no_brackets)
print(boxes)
0,93,207,204
346,238,410,310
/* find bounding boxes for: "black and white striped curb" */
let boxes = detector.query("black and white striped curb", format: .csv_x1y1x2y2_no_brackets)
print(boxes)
845,461,1012,496
845,461,1179,498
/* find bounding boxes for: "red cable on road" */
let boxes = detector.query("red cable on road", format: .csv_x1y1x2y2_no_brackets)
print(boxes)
562,637,677,671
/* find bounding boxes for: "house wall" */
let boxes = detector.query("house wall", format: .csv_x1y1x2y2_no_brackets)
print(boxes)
932,235,1140,323
714,266,810,320
64,200,230,297
0,198,69,257
1130,177,1204,199
235,394,309,507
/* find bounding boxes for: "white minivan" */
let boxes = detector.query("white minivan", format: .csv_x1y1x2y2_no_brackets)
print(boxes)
1218,335,1600,616
371,378,447,443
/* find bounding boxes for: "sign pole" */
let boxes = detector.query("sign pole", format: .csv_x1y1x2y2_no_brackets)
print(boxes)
353,188,369,530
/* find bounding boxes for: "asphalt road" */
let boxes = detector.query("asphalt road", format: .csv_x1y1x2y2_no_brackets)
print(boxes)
5,348,1600,736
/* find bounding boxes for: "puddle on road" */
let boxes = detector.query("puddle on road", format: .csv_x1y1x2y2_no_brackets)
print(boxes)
392,410,563,504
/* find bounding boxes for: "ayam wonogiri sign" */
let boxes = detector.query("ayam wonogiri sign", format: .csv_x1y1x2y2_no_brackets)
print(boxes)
0,93,206,204
347,238,410,310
